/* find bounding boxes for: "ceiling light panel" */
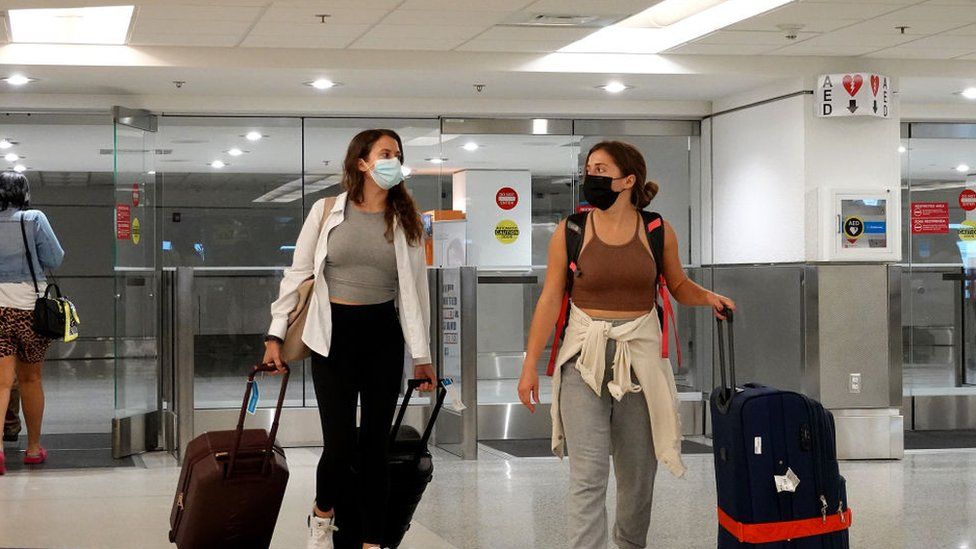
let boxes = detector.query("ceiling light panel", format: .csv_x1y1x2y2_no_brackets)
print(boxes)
9,6,135,45
560,0,793,54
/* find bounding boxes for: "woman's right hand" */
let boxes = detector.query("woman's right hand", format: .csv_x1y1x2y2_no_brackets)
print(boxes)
262,339,287,375
517,365,541,414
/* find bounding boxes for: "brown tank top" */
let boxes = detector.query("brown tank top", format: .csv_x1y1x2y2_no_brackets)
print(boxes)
571,215,657,312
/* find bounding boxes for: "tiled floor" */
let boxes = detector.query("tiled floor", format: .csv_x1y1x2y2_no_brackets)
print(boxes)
2,445,976,548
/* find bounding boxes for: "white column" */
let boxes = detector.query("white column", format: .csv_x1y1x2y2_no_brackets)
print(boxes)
452,170,532,269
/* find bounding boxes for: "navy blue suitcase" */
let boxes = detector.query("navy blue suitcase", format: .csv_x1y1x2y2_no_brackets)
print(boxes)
709,310,852,548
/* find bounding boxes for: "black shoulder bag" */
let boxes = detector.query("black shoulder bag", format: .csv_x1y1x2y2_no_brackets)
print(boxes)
19,213,79,341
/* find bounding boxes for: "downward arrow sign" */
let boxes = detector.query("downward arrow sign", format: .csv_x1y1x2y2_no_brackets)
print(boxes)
873,101,878,114
848,100,858,114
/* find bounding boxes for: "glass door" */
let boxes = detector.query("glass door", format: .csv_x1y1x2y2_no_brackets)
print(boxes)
904,125,976,390
111,107,159,457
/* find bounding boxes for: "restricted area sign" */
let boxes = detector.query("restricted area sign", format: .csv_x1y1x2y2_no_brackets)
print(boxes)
911,202,949,234
960,189,976,212
116,204,131,240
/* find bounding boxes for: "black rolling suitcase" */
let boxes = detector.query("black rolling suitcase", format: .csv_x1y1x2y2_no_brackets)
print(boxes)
333,378,448,549
709,310,852,548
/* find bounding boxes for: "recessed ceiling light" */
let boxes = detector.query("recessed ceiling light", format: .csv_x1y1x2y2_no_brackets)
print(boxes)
147,171,156,175
0,140,13,149
532,119,549,135
426,157,447,164
898,145,907,154
401,165,412,178
3,75,35,86
600,81,630,93
8,6,134,45
13,164,26,173
245,131,263,141
960,88,976,100
227,148,244,156
462,142,479,151
956,163,970,173
305,79,340,90
210,160,226,169
4,153,19,162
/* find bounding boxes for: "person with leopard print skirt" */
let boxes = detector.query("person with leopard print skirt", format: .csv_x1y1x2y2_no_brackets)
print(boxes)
0,171,64,475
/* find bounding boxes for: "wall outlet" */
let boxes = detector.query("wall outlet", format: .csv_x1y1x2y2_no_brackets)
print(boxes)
849,373,862,394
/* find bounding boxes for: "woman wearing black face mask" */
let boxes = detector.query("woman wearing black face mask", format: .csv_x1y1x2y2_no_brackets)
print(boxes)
517,141,734,549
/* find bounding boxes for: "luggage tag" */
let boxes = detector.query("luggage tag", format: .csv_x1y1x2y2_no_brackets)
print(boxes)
247,380,260,415
442,378,466,412
774,467,800,493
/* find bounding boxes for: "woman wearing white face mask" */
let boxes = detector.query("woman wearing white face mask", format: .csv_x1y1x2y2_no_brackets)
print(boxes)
263,129,434,549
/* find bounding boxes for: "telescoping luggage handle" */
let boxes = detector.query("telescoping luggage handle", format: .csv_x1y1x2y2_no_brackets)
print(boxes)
715,307,736,414
391,378,448,459
227,362,290,479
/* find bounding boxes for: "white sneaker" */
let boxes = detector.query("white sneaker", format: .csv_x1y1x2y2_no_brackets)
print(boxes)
306,513,338,549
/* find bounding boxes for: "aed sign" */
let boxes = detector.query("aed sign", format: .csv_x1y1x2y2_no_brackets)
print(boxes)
817,73,890,119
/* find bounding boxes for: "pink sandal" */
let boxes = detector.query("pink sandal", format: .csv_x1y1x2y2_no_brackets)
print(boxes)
24,447,47,465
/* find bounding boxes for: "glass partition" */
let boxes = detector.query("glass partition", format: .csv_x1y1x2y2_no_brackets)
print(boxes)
113,111,160,443
903,128,976,390
0,113,115,434
157,116,305,408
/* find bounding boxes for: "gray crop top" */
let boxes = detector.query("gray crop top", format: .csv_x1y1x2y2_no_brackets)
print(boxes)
325,204,398,304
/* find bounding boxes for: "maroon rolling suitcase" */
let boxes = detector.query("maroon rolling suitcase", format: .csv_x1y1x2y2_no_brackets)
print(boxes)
169,363,290,549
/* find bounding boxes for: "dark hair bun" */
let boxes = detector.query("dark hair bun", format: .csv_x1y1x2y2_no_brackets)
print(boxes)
645,181,659,202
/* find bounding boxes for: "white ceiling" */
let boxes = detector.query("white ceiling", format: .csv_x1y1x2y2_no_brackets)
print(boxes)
2,0,975,59
0,0,657,52
1,1,976,111
677,0,976,60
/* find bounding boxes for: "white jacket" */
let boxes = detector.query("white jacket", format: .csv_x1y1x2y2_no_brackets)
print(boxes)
268,193,432,365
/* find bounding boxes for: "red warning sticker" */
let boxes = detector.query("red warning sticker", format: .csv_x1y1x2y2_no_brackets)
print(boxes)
496,187,519,210
960,189,976,212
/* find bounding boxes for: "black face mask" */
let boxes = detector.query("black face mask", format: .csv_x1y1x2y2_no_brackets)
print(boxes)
582,174,624,210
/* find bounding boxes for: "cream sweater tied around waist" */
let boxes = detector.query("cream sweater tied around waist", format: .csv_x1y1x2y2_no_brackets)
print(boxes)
550,302,687,478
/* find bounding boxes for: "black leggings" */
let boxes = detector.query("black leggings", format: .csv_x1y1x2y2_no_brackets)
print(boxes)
312,300,404,544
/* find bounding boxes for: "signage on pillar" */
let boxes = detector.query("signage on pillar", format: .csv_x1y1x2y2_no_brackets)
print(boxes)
816,73,890,119
452,170,531,268
911,202,949,234
960,189,976,212
116,204,131,240
495,187,518,210
843,216,864,243
960,220,976,241
131,217,141,245
494,219,520,244
132,183,140,207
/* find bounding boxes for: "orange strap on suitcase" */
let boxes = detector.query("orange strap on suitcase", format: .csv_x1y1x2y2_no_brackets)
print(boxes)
718,507,853,544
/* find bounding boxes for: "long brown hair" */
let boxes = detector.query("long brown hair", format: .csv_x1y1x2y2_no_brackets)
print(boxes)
341,129,424,246
586,141,659,209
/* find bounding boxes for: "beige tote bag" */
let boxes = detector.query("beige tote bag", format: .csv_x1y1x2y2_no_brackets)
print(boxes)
281,197,335,363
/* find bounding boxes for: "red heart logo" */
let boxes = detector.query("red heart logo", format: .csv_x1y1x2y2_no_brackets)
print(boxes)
843,74,863,97
870,75,880,96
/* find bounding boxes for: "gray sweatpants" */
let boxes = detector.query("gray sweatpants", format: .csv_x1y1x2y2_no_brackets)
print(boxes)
560,337,658,549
